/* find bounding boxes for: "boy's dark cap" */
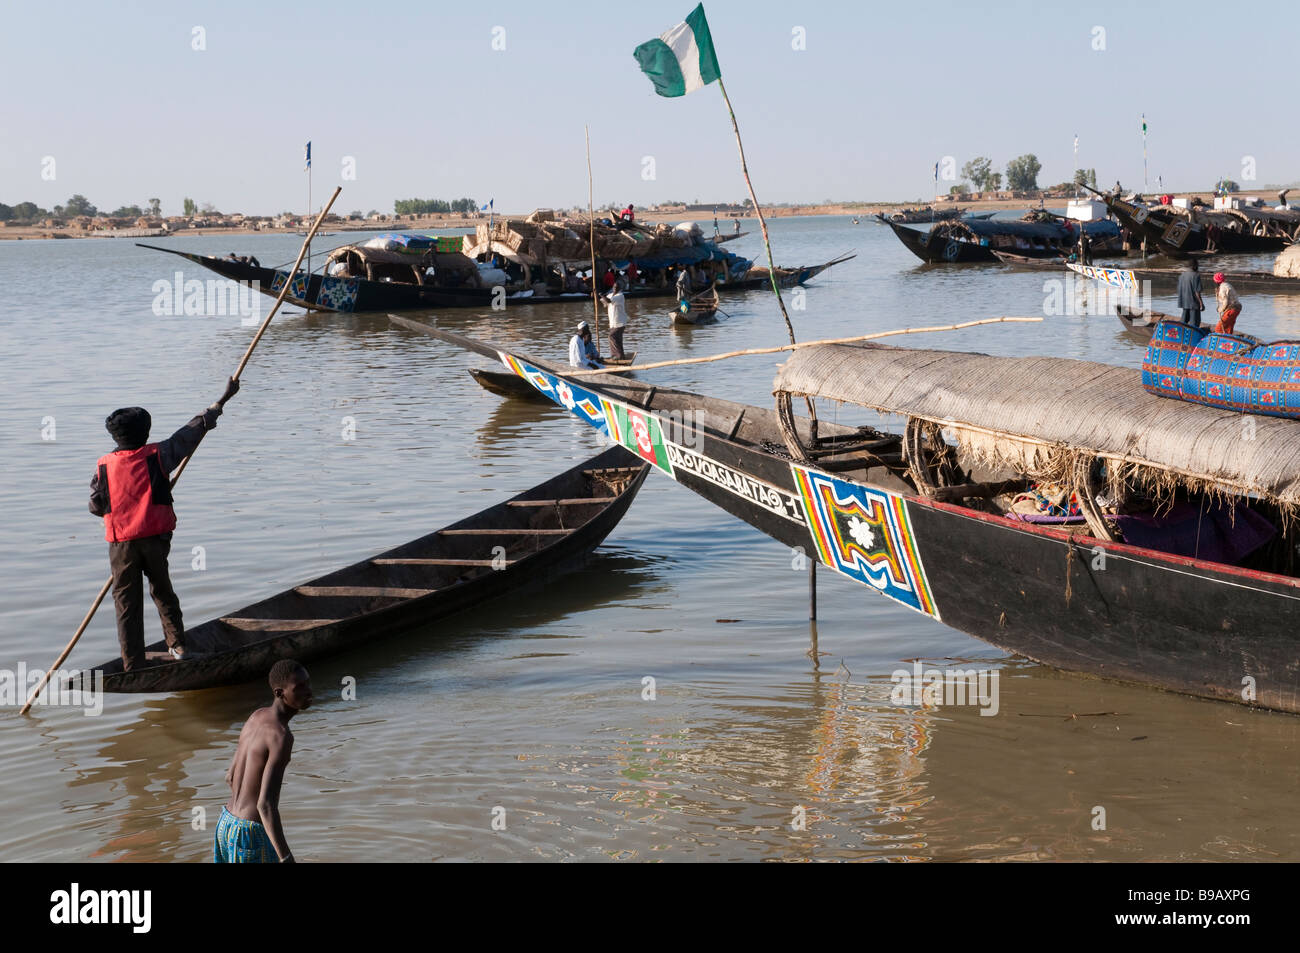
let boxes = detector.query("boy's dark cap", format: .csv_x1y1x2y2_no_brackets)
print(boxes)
106,407,151,448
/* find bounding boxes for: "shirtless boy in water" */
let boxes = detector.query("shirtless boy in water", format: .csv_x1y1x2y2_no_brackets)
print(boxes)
215,659,314,863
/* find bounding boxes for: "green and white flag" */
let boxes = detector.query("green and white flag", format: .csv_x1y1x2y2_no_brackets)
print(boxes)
633,4,721,98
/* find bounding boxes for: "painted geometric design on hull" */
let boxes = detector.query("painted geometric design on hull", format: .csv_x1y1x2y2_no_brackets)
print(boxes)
271,269,311,301
1067,263,1137,292
499,353,555,396
497,354,612,435
316,276,360,312
601,400,673,475
791,465,939,619
496,353,674,476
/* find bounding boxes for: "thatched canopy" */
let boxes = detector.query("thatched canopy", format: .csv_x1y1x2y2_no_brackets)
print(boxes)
774,343,1300,506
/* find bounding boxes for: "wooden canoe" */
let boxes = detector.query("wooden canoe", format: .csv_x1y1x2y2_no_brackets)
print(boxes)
669,287,721,326
82,447,650,693
1116,306,1186,342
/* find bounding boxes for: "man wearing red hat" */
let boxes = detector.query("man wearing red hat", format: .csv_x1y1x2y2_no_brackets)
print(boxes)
1213,273,1241,334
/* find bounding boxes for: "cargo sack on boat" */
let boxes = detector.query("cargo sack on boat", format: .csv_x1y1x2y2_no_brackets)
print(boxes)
773,341,1300,512
1143,320,1300,419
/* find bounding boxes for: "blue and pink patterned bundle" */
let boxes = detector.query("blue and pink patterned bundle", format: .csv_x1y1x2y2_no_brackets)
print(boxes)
1142,320,1300,419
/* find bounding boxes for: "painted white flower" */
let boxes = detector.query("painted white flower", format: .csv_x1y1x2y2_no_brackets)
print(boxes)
555,381,575,409
848,516,875,550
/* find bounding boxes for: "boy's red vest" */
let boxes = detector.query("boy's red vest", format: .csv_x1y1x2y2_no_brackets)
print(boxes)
97,444,177,542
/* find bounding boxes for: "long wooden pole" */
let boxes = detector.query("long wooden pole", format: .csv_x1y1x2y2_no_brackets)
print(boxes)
585,126,600,355
717,78,796,349
576,315,1043,376
715,77,820,433
21,187,342,716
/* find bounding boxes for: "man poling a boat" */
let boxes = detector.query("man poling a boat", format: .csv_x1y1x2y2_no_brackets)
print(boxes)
568,321,604,369
1214,272,1243,334
89,377,240,670
602,286,630,360
675,267,691,312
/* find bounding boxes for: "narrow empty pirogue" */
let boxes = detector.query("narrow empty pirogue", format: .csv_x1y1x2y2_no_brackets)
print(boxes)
82,447,649,692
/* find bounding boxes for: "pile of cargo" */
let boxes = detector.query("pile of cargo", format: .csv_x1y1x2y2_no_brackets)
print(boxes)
464,209,706,263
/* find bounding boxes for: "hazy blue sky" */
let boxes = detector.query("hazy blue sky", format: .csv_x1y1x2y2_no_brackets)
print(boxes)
3,0,1295,216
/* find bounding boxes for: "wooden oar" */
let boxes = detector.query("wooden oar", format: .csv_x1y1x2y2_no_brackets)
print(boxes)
20,187,342,716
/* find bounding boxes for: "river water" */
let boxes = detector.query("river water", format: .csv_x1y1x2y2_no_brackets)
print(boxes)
2,218,1298,862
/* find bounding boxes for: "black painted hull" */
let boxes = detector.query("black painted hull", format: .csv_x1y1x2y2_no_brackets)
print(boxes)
397,321,1300,715
138,244,839,313
887,221,1000,263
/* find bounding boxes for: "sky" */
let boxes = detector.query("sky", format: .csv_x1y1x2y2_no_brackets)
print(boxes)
2,0,1297,217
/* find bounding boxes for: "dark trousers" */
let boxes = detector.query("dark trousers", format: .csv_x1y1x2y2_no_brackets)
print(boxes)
1181,308,1202,328
608,326,626,359
109,532,184,670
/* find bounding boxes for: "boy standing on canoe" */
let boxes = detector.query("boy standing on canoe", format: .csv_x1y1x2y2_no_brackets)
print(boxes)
89,378,239,670
216,659,314,863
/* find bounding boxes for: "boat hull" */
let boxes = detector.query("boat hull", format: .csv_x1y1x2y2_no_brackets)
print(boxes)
138,244,842,314
400,322,1300,715
87,447,648,692
1069,261,1300,296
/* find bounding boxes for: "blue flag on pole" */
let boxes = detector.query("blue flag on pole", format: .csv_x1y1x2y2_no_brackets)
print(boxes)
304,141,311,171
480,199,494,211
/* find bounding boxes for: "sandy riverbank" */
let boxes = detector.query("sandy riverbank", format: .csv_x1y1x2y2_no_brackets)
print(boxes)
1,191,1282,241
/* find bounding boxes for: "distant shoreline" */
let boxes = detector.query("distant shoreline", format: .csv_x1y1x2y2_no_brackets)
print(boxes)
1,190,1284,241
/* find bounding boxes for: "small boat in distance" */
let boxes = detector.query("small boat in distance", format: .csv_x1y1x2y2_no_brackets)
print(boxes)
83,447,650,692
669,286,721,326
885,215,1121,264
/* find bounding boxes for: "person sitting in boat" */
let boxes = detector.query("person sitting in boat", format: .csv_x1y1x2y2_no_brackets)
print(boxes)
568,321,603,369
1177,259,1205,328
602,287,630,360
1213,273,1242,334
89,378,239,670
626,261,641,287
602,264,618,293
563,268,585,293
621,204,635,223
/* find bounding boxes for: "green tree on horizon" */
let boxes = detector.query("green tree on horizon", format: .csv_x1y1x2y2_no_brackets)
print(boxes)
1006,154,1042,191
63,194,97,217
962,157,993,192
183,197,197,217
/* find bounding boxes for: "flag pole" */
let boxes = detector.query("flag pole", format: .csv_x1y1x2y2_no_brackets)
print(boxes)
715,77,796,349
1142,114,1148,194
585,125,601,356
